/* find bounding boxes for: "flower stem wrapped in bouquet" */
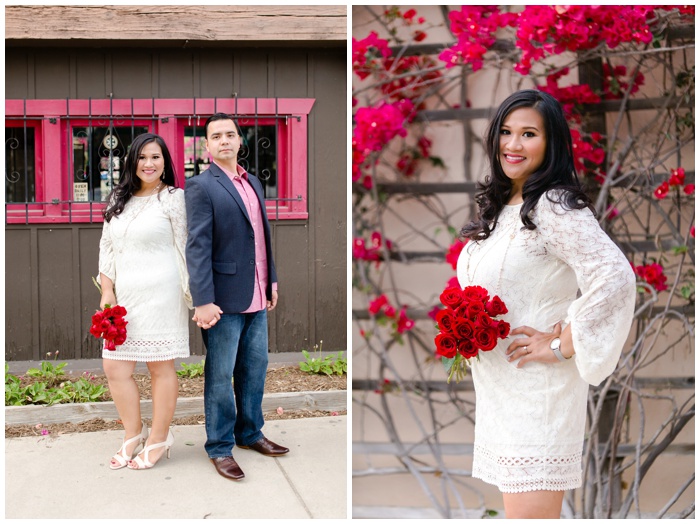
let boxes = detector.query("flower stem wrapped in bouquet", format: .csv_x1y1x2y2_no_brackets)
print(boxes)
90,304,128,351
434,285,510,383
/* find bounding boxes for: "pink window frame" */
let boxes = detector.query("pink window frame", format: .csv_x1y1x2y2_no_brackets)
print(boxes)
5,119,44,218
5,98,314,224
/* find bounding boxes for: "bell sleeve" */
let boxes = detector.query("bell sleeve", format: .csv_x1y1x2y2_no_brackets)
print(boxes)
536,191,637,386
98,217,116,281
166,188,193,309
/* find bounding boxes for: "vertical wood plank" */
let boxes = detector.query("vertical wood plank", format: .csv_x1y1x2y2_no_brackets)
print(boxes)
5,229,34,360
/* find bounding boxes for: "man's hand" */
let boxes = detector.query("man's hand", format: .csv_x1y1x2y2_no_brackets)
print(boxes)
193,303,223,329
267,290,278,311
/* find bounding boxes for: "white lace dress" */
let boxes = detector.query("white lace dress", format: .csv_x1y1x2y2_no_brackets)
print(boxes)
98,188,191,361
456,191,636,493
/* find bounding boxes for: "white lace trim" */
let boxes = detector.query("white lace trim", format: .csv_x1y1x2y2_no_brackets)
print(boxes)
472,443,582,493
102,336,190,362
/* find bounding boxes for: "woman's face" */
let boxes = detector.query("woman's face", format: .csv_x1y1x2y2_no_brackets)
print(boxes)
498,107,547,190
136,141,165,189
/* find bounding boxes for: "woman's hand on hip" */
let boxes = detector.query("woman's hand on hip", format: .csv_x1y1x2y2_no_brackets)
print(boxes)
506,322,563,367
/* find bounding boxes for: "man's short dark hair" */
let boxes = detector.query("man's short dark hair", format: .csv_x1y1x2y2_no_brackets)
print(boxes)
204,113,242,139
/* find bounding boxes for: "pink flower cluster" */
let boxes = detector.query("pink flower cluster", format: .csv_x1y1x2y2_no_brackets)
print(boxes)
353,231,392,265
380,55,442,105
382,7,428,42
352,31,391,80
654,167,694,199
439,6,516,71
514,6,656,75
353,99,415,189
368,294,415,334
633,262,668,292
396,135,433,177
571,129,606,182
602,64,645,99
538,69,601,122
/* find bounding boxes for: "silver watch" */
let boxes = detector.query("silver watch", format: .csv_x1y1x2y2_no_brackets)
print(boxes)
550,337,570,362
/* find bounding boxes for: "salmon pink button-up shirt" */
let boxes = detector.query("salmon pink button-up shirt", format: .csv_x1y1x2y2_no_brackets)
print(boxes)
215,162,277,313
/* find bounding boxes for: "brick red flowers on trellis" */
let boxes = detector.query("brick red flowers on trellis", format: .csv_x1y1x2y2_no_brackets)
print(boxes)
90,305,128,351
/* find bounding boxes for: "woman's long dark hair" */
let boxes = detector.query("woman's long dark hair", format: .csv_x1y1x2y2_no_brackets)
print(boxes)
103,133,178,222
461,89,594,241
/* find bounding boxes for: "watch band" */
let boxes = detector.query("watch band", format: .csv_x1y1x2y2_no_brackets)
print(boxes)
550,337,570,362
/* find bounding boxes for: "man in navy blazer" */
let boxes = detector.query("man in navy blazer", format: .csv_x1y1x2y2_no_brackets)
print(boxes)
185,113,289,482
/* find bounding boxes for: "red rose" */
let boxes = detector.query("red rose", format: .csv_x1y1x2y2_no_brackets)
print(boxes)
104,339,116,351
91,311,104,324
466,300,484,319
457,338,479,359
435,333,458,358
440,287,464,309
475,311,493,329
453,318,476,340
106,325,118,339
463,285,489,303
435,309,456,332
111,305,127,317
474,328,498,351
89,325,103,338
485,296,508,316
100,320,112,331
495,320,510,338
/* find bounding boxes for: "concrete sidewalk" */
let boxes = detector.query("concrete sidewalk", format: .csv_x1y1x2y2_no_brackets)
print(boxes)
5,416,347,519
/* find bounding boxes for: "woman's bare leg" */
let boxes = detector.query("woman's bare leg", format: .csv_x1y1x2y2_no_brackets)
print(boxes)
502,490,564,519
103,359,142,466
131,359,178,465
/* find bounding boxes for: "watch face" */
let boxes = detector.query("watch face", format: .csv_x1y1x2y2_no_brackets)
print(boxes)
550,338,561,350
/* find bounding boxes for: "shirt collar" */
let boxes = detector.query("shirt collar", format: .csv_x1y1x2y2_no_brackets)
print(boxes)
214,161,248,180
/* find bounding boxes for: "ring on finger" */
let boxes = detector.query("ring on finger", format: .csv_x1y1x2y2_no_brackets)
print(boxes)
523,346,530,354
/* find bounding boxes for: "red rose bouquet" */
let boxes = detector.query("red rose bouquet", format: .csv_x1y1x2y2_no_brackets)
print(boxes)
89,305,128,351
434,285,510,382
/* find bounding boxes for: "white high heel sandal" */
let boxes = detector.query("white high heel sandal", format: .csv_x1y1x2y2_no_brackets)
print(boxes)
127,429,175,470
110,421,148,470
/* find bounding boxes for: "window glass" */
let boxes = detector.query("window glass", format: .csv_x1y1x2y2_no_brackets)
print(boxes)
72,126,148,201
5,127,36,203
184,123,278,198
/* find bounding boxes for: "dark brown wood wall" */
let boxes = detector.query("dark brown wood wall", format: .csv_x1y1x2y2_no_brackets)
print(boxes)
5,45,347,359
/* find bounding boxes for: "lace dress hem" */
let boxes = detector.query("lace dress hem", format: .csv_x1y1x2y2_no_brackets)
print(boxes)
102,336,190,362
472,444,582,493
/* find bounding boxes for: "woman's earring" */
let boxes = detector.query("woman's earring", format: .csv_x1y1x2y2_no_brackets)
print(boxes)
160,173,165,181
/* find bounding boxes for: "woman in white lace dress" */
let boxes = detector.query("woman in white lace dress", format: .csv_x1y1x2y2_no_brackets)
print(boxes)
456,90,636,518
98,133,191,470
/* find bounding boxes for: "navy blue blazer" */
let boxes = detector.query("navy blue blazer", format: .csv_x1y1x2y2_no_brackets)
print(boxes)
184,163,277,313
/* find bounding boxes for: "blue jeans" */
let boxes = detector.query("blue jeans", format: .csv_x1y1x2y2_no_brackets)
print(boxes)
202,309,268,458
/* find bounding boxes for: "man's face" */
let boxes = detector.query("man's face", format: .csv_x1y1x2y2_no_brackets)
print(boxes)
205,119,241,164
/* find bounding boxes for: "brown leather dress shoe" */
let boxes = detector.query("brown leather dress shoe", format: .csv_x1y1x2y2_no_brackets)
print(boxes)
210,456,245,480
238,437,289,456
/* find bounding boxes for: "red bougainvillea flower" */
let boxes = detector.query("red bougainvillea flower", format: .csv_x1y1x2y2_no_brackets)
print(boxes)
669,167,686,186
634,263,668,292
445,238,468,270
396,307,415,333
353,231,393,266
352,31,391,80
654,181,670,199
368,295,389,316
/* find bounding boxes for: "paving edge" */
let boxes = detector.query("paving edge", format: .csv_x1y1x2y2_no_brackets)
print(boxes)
5,390,347,426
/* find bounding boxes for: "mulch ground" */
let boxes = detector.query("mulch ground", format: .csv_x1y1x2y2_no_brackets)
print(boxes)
6,365,346,438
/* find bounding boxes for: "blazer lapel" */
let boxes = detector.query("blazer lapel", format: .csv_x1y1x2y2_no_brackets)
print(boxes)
210,163,252,225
